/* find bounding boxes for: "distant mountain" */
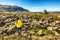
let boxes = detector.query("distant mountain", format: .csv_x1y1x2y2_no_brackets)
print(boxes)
0,5,29,12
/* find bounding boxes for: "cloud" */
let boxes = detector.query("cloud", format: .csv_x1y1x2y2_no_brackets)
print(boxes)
0,0,16,5
28,6,60,12
28,6,44,12
0,3,16,5
32,7,41,9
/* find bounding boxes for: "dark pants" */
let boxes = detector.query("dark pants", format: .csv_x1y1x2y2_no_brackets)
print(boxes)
15,26,22,35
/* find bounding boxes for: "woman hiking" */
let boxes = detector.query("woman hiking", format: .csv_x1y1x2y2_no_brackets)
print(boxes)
15,17,23,35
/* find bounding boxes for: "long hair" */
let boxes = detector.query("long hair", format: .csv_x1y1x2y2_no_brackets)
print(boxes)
16,17,19,20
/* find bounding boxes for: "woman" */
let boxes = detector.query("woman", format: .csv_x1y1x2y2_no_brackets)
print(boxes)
15,17,22,35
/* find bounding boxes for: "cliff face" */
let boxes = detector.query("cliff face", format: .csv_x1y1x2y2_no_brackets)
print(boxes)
0,5,29,12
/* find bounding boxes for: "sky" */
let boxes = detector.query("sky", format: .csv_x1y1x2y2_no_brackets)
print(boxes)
0,0,60,12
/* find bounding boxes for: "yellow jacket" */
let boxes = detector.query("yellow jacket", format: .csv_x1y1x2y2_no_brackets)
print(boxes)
15,20,22,28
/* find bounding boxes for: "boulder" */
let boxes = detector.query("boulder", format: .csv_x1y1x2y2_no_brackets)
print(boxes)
47,27,54,31
52,31,59,36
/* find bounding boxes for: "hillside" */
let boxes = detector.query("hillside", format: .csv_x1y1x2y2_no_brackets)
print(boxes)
0,12,60,40
0,5,29,12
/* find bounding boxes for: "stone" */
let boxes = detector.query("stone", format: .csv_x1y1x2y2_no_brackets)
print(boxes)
28,30,34,34
7,25,15,32
48,36,54,40
53,27,58,30
37,30,43,35
47,27,54,31
21,33,27,37
39,20,42,23
4,36,9,40
32,35,37,39
52,31,59,36
55,21,60,23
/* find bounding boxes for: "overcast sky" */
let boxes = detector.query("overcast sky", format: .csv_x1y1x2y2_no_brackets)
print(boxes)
0,0,60,12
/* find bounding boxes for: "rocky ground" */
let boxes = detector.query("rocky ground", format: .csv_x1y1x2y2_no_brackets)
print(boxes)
0,12,60,40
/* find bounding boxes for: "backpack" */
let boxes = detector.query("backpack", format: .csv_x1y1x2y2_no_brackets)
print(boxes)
15,20,22,28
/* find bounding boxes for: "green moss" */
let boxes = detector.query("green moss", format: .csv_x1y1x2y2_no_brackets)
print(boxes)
43,29,51,35
52,15,58,22
56,29,60,34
